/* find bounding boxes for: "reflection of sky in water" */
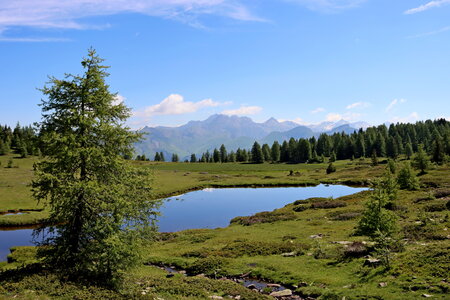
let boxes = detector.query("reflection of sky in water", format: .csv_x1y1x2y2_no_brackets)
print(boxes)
157,184,367,232
0,185,367,261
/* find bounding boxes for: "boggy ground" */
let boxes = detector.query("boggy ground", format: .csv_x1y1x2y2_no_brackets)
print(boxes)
0,155,449,299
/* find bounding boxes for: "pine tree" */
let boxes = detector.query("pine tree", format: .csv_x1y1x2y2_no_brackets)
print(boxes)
213,148,220,163
431,137,445,165
171,153,179,162
262,143,271,162
297,139,312,163
405,142,413,160
412,144,429,174
271,141,281,163
251,141,264,163
190,153,197,163
397,162,420,190
154,152,161,161
159,152,165,162
32,49,159,286
371,150,378,166
219,144,227,163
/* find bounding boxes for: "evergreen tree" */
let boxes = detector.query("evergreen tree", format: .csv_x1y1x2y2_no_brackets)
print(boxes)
32,49,159,286
431,137,445,165
371,150,378,166
329,151,336,162
171,153,179,162
213,148,220,163
0,140,6,155
228,151,236,162
159,152,165,162
326,162,336,174
154,152,161,161
251,141,264,163
405,142,413,160
190,153,197,163
271,141,281,162
262,143,271,162
280,141,289,162
219,144,227,163
397,162,420,190
297,139,312,163
412,144,429,174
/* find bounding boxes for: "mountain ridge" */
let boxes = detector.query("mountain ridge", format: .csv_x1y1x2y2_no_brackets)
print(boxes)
134,114,371,159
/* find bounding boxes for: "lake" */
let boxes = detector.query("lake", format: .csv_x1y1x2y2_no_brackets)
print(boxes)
0,184,367,261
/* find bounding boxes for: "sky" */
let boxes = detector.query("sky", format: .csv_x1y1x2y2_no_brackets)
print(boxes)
0,0,449,128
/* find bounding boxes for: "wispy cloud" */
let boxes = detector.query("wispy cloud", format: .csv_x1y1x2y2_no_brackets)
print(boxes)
0,0,262,35
390,112,420,123
221,105,262,116
407,26,450,39
346,101,370,109
134,94,226,118
386,98,406,112
404,0,450,14
0,37,70,42
284,0,367,13
310,107,325,114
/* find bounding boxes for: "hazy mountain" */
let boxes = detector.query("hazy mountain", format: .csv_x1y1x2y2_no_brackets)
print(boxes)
134,114,371,159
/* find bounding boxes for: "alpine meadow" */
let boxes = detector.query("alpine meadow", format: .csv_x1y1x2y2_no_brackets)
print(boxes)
1,1,449,299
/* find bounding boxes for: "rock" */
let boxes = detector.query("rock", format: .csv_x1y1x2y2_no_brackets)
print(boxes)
179,270,186,275
363,258,381,267
297,282,308,287
209,296,223,299
310,234,323,239
196,273,206,277
281,251,297,257
422,294,432,298
379,282,388,287
333,241,352,245
166,273,174,278
234,296,241,300
269,289,293,297
247,284,257,289
267,283,281,288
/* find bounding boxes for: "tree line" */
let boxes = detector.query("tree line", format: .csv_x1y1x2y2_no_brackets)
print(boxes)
0,123,41,157
181,119,449,164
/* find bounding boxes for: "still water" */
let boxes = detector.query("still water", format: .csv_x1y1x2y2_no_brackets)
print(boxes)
0,184,367,261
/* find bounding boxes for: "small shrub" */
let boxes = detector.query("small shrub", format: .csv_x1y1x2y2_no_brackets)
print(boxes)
397,163,420,190
216,240,309,257
293,205,308,212
186,257,225,276
434,188,450,199
424,203,447,212
310,200,346,209
343,242,369,258
326,163,336,174
7,159,13,168
230,210,296,226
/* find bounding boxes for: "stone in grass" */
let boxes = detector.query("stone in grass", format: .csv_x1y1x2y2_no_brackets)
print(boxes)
378,282,388,287
269,289,293,297
209,296,223,299
422,294,433,298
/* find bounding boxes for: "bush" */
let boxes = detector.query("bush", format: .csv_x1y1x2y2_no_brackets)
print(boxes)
186,257,225,276
397,163,420,190
310,200,346,209
343,242,369,258
217,240,309,257
326,163,336,174
329,211,361,221
230,210,296,226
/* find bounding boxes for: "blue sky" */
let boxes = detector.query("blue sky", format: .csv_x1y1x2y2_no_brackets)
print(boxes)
0,0,449,128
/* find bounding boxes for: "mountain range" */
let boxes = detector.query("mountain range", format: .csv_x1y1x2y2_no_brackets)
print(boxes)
134,114,371,159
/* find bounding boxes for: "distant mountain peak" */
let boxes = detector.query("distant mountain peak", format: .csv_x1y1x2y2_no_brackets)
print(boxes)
264,117,279,125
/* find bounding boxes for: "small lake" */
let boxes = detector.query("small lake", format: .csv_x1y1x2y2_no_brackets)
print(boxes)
0,184,367,261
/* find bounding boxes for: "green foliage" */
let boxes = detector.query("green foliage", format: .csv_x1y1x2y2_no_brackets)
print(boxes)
6,158,13,168
230,210,296,226
397,162,420,190
171,153,179,162
326,162,336,174
356,181,398,237
31,49,160,287
412,144,429,174
251,141,264,163
371,150,378,166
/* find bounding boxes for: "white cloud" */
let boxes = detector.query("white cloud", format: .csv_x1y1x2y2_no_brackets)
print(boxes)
112,94,126,106
278,117,307,125
407,26,450,39
390,112,420,123
346,101,370,109
404,0,450,14
221,105,262,116
326,112,361,122
310,107,325,114
0,0,262,37
134,94,224,117
284,0,367,12
385,98,407,112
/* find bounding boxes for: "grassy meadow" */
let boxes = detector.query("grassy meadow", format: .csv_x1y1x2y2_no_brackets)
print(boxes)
0,155,449,299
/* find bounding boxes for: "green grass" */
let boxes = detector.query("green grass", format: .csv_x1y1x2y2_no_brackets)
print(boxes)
1,156,449,299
